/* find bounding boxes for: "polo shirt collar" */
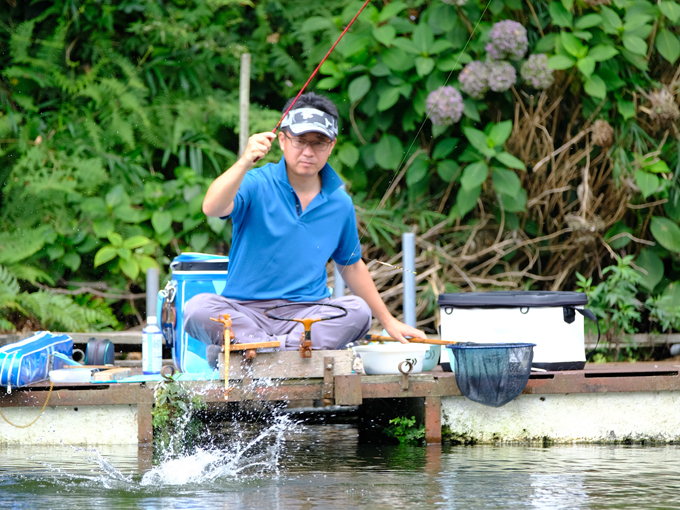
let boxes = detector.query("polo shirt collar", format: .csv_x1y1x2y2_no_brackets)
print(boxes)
275,157,343,196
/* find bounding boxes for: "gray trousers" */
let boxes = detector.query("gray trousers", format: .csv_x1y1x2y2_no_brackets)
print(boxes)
184,294,371,351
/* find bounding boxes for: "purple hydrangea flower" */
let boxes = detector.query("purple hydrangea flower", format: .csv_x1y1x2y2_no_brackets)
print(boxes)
520,54,554,90
485,20,528,61
459,61,489,99
487,61,516,92
426,86,465,126
440,0,468,5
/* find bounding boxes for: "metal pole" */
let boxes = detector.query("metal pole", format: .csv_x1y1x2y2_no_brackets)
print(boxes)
239,53,251,157
333,264,346,298
146,267,160,321
402,232,416,327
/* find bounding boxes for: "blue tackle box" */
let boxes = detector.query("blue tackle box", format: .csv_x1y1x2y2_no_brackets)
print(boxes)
157,253,229,374
0,331,73,389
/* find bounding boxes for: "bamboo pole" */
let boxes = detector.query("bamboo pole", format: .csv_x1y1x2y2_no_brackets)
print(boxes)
365,335,456,346
239,53,251,157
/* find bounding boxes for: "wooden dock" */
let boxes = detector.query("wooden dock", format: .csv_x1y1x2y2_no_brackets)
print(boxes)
2,350,680,445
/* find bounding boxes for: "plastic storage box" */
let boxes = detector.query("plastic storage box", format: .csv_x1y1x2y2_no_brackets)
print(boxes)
158,253,229,374
439,291,591,372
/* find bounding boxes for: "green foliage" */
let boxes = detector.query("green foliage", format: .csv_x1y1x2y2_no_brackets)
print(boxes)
0,0,679,338
151,375,206,457
383,415,425,446
576,255,643,338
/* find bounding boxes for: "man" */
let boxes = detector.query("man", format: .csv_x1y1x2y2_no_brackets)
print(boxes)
184,92,424,366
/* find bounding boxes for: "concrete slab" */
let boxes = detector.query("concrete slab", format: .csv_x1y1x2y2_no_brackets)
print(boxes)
0,404,139,445
442,391,680,444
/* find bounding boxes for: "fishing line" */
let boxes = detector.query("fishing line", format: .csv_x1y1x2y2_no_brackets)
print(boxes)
349,3,491,276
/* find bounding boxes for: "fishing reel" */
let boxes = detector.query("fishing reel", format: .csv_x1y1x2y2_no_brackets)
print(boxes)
264,303,348,358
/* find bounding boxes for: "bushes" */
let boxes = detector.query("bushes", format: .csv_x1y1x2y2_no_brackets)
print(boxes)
1,0,679,336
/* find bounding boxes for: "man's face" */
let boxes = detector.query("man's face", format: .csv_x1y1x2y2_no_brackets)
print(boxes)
278,130,336,179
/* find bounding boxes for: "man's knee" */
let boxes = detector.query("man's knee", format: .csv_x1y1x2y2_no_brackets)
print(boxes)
339,296,371,323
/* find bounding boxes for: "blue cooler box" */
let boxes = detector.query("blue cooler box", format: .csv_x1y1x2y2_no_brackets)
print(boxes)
158,253,229,374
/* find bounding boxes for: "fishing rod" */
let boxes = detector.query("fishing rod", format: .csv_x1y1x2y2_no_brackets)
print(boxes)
252,0,372,163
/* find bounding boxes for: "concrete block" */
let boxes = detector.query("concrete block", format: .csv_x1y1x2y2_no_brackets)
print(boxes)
442,392,680,443
0,404,139,445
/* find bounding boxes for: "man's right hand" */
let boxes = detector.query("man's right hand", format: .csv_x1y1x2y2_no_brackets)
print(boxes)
242,132,277,167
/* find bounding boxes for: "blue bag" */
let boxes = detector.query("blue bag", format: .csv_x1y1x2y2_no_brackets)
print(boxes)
0,332,73,390
157,253,229,374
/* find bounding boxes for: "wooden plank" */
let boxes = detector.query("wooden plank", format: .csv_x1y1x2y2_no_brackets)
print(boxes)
424,396,442,444
91,368,131,382
219,350,352,380
137,403,153,445
335,374,363,406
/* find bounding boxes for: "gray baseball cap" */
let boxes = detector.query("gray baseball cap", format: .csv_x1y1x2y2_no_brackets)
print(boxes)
280,107,338,140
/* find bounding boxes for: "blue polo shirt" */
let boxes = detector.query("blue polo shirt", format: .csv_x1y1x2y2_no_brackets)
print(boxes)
221,157,362,301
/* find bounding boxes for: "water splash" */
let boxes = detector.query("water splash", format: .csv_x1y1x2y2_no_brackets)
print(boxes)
141,414,295,486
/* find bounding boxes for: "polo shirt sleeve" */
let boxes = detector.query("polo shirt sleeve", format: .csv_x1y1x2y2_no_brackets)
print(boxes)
221,170,261,222
332,201,362,266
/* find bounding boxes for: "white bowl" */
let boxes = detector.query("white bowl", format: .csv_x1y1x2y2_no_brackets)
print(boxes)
353,344,429,375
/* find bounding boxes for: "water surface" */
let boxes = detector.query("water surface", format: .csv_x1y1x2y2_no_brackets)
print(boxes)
1,423,679,509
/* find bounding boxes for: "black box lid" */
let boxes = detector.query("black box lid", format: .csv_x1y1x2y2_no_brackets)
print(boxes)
438,291,587,308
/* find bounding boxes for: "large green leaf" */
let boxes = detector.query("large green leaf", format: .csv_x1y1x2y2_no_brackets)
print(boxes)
378,0,408,22
575,14,603,29
618,100,636,120
635,170,660,199
584,74,606,98
137,254,160,272
645,159,671,174
107,231,123,247
375,135,404,170
119,257,140,280
460,161,489,191
650,216,680,253
587,44,619,62
412,23,435,54
122,235,151,250
151,210,173,234
94,246,118,267
600,6,623,32
348,75,371,103
488,121,513,147
373,25,396,47
656,29,680,64
406,153,429,187
492,168,522,196
432,138,459,160
548,55,576,70
437,160,459,183
498,188,527,212
622,34,647,56
576,56,595,78
339,144,360,167
454,185,481,217
382,47,415,71
660,1,680,23
377,86,401,111
494,152,526,170
415,56,435,77
561,32,587,58
605,222,633,249
462,127,495,157
636,249,664,291
549,2,573,27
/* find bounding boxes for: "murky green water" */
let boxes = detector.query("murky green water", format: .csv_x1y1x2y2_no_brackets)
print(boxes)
1,423,679,509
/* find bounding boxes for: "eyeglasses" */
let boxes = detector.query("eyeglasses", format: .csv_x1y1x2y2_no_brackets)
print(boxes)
283,132,333,152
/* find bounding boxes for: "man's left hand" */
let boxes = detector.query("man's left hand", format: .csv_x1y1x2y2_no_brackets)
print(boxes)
383,317,427,344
